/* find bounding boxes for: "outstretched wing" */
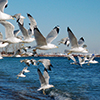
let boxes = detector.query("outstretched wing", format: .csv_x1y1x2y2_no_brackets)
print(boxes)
0,20,14,38
67,27,78,48
0,0,8,12
46,26,59,43
43,68,50,84
34,28,47,45
37,68,47,87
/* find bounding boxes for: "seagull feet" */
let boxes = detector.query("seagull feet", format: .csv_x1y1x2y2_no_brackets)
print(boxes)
17,77,19,79
43,90,46,95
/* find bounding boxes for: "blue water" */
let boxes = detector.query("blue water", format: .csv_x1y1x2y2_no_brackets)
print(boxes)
0,57,100,100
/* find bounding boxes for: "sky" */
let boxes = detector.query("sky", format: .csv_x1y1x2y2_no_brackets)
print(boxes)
0,0,100,54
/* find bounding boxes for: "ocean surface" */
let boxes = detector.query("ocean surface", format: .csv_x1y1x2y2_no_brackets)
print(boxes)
0,56,100,100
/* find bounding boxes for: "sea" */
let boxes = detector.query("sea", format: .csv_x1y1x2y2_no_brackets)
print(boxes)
0,56,100,100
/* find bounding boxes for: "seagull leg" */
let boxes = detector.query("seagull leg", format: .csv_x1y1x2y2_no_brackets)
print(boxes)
17,76,19,79
43,90,46,95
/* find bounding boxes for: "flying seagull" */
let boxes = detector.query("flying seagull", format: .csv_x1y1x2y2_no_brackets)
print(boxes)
37,68,54,95
32,26,59,51
17,71,26,79
65,27,88,54
0,20,23,44
58,37,70,46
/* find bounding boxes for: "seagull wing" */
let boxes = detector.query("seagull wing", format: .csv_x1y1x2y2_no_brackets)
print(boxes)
34,28,47,45
0,20,14,38
68,54,76,62
37,68,47,87
43,68,50,84
13,13,25,25
0,32,3,39
67,27,78,48
78,37,85,47
77,56,82,63
38,59,52,70
27,13,37,29
18,22,29,39
0,0,8,12
46,26,59,43
14,30,20,37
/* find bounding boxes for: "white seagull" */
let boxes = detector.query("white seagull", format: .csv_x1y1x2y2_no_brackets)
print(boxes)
67,54,78,65
13,13,25,25
18,22,35,43
37,68,54,95
0,0,14,20
20,59,31,66
87,54,98,64
58,37,70,46
66,27,88,54
38,59,53,71
0,20,23,44
33,26,59,51
77,56,86,67
17,71,26,79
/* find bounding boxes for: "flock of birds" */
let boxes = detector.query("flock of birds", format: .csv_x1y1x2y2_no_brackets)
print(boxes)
17,58,54,95
0,0,99,95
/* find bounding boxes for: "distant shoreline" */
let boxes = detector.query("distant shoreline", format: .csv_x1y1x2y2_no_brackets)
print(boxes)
2,54,100,58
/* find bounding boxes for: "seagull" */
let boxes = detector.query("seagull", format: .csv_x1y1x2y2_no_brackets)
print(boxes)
67,54,78,65
13,13,25,25
17,71,26,79
66,27,88,54
0,20,23,44
20,59,31,66
33,26,59,51
87,54,98,64
38,59,53,71
37,68,54,95
58,37,70,46
0,32,9,48
0,0,14,20
18,21,35,43
77,56,86,67
22,67,30,73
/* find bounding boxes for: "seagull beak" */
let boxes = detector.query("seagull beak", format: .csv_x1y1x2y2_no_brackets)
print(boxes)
57,46,58,48
12,17,15,20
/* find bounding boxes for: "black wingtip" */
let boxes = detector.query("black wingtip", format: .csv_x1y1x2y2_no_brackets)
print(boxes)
50,64,53,67
5,4,8,8
37,68,40,72
67,27,73,33
80,37,84,42
34,27,40,33
27,13,32,17
67,27,70,31
54,25,60,34
44,68,48,72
